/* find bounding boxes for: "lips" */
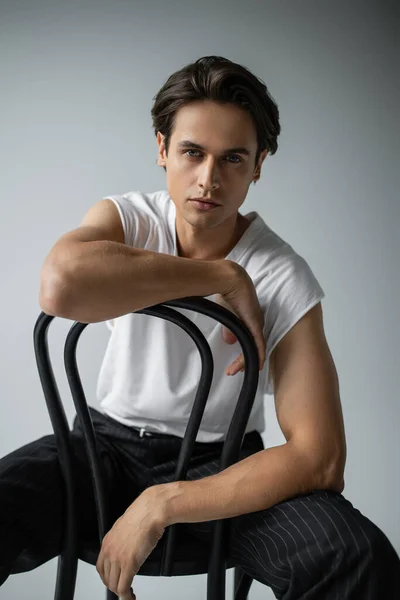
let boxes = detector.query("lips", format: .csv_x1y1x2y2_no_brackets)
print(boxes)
190,198,220,206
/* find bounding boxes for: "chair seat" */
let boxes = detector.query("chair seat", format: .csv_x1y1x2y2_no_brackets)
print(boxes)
12,532,235,579
12,524,236,578
80,526,237,576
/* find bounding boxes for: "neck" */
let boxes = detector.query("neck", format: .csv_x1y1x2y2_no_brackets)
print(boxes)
176,213,250,261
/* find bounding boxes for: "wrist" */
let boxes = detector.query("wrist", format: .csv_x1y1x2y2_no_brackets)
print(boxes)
216,259,239,295
139,482,182,528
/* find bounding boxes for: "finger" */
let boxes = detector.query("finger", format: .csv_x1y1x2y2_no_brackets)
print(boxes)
226,321,265,371
226,347,266,376
96,552,106,586
226,353,244,375
109,561,121,596
119,564,137,599
103,557,112,590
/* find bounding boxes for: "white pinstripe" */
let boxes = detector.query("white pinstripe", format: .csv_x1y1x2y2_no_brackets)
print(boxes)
322,496,373,600
235,515,290,579
243,502,340,599
285,502,339,600
268,511,314,578
232,527,288,592
247,513,289,569
298,499,341,600
275,505,320,570
287,503,325,559
308,497,352,598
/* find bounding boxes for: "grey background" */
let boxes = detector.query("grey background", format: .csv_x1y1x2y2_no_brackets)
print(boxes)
0,0,398,598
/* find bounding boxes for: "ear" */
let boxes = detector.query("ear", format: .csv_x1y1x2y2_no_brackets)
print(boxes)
253,149,268,182
157,132,167,167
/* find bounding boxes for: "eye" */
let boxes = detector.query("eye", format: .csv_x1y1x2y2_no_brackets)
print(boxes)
185,149,202,158
225,154,242,164
183,150,242,163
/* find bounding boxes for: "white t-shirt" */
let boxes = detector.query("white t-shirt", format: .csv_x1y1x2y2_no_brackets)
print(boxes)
96,190,325,442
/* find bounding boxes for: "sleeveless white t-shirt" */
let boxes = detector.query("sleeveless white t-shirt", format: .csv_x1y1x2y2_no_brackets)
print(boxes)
96,190,325,442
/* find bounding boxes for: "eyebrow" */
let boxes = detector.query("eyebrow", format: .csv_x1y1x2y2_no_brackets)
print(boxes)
177,140,251,156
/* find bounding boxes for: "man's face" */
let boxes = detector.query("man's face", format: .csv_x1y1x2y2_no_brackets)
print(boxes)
157,100,267,229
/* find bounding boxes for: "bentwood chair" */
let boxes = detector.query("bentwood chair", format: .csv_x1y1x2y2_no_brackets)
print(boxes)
24,296,262,599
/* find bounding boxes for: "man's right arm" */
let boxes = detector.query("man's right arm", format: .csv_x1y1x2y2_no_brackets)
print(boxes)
39,199,233,324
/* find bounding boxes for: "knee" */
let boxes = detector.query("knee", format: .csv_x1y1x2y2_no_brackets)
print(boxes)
325,505,400,595
360,520,400,575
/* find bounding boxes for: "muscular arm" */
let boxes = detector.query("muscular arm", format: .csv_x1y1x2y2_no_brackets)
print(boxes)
39,200,232,323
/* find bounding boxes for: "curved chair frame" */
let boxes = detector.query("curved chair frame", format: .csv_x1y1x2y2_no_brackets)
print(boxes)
32,296,261,600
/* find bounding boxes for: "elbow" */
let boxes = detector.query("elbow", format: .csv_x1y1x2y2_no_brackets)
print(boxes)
318,451,347,494
295,441,346,495
320,467,345,494
39,263,74,319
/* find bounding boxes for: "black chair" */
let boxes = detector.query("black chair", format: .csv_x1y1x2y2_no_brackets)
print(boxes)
31,296,262,600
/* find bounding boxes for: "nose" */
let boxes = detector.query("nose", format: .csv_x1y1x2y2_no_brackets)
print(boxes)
197,158,220,193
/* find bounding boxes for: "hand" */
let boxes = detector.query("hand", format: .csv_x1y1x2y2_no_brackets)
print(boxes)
96,487,166,599
216,261,266,376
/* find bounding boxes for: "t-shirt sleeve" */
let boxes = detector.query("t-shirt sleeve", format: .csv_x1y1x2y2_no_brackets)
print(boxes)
261,252,325,396
101,192,154,248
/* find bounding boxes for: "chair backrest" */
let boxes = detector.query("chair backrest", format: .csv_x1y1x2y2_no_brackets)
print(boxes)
33,295,260,596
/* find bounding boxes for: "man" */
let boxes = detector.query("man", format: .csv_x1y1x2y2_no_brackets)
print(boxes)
1,56,399,599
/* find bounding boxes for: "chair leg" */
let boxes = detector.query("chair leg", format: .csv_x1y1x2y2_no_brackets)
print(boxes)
106,588,119,599
54,554,79,600
233,566,253,600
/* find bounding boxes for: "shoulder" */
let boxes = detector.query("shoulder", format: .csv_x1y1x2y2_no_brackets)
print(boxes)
107,190,170,217
100,190,172,249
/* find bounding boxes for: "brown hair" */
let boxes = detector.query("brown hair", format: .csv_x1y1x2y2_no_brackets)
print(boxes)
151,55,281,169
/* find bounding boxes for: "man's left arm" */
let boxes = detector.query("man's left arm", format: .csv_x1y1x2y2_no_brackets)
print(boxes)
96,302,348,597
154,301,347,525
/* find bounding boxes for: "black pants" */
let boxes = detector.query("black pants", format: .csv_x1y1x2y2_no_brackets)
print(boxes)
1,406,399,599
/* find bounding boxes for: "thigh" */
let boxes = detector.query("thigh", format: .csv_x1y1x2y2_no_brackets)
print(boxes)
72,408,146,521
0,426,120,573
231,489,400,598
188,488,400,599
226,490,354,597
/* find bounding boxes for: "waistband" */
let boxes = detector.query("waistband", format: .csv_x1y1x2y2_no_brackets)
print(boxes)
131,426,159,438
128,424,262,447
91,407,262,446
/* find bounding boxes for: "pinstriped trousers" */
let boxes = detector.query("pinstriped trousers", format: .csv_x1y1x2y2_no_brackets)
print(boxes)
1,406,399,598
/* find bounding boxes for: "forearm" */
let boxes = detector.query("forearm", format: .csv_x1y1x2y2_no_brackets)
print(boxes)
157,441,336,526
40,240,232,323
